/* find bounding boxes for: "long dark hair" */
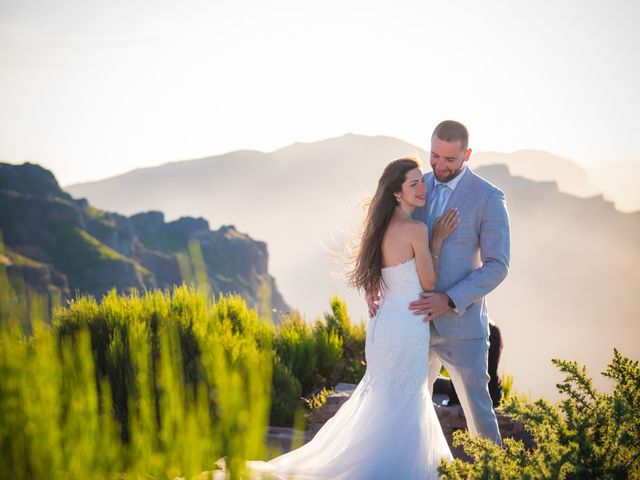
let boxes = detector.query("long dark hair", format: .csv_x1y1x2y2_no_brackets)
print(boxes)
348,157,420,293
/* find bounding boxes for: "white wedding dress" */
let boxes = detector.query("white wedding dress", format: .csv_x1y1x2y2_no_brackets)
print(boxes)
220,258,452,479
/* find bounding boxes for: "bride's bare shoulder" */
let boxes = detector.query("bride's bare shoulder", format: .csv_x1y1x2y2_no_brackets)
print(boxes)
396,219,428,240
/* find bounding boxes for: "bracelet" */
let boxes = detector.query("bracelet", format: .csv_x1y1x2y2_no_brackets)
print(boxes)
431,254,439,260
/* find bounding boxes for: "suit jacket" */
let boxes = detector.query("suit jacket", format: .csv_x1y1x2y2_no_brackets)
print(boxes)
413,168,510,339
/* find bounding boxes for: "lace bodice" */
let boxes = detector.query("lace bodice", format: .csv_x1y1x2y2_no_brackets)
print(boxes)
380,257,423,301
364,257,429,393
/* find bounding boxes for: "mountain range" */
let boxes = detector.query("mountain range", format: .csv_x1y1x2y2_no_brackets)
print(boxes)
0,162,288,319
62,134,640,400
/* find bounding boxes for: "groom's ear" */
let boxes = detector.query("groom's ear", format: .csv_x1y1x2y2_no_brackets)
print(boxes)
464,148,472,162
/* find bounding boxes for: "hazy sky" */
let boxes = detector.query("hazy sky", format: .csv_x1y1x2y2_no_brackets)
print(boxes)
1,0,639,185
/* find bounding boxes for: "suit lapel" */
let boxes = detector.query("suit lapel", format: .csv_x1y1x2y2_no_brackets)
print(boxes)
445,167,475,212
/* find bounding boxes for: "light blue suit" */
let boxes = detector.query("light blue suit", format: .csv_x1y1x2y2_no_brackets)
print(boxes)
413,167,510,444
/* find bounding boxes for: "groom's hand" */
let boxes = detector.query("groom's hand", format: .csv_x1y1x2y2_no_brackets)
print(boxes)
409,292,452,323
366,292,380,318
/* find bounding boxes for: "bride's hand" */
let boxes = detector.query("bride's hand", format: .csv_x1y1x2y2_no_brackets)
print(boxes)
366,290,380,318
432,209,460,243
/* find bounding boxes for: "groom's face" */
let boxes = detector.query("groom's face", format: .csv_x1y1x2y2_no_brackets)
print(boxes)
430,136,471,183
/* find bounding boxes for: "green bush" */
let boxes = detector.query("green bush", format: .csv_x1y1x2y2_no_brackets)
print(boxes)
274,312,318,393
312,323,343,387
269,356,302,426
0,282,272,479
271,296,366,425
273,296,366,404
439,349,640,480
322,295,366,385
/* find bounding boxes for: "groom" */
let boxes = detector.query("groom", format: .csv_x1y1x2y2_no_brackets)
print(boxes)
368,120,509,445
413,120,509,444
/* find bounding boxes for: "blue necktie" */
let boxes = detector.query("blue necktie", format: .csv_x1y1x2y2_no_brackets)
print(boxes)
428,183,448,233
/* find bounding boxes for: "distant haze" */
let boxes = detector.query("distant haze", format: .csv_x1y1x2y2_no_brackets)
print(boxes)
66,134,640,401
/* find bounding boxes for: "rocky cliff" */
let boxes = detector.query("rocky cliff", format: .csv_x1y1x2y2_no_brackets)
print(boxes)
0,162,288,319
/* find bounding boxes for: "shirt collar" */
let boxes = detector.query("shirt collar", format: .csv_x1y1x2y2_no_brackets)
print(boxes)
433,165,468,191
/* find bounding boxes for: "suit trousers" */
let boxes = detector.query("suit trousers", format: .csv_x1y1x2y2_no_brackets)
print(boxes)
428,322,502,445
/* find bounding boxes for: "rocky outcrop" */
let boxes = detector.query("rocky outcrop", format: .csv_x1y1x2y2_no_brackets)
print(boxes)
0,162,289,319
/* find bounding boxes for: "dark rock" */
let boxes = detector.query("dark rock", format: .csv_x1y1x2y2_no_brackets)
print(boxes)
129,211,165,234
0,162,71,200
167,216,210,237
133,239,182,288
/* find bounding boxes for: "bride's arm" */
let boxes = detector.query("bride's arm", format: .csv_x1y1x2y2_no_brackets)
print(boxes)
411,209,460,291
410,223,437,291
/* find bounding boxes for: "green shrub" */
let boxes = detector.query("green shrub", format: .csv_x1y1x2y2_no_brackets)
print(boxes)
0,280,272,479
274,312,318,393
270,296,365,426
312,323,343,386
439,349,640,480
322,295,366,385
269,356,302,426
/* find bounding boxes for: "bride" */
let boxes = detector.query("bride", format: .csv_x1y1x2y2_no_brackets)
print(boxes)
220,157,458,479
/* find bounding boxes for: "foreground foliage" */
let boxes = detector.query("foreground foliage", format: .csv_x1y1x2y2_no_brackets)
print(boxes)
439,349,640,480
0,282,272,479
0,238,366,478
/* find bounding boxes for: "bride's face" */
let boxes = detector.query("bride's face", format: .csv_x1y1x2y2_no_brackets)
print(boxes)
397,168,426,207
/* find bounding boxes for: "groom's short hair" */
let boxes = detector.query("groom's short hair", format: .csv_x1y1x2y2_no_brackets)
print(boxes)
432,120,469,151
